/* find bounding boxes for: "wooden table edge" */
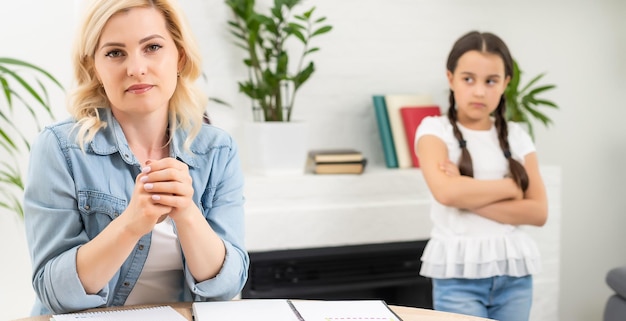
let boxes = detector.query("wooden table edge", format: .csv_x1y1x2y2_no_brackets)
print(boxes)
12,301,493,321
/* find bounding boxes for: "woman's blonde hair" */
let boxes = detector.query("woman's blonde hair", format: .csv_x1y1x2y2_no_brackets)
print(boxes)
69,0,206,150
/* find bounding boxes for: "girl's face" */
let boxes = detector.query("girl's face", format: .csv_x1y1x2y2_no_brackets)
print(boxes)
447,50,510,130
94,7,182,119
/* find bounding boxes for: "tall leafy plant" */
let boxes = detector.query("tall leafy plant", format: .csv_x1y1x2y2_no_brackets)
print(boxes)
225,0,332,122
504,59,559,140
0,57,63,217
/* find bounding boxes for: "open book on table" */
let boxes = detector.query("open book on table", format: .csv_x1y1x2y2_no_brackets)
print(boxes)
192,299,404,321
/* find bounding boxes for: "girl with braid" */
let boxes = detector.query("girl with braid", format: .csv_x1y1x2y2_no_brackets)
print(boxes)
415,31,548,321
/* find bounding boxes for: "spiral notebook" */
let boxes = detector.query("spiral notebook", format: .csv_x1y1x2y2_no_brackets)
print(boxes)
51,305,187,321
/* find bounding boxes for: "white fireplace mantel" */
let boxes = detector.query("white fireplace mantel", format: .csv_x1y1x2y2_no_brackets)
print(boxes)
244,167,432,252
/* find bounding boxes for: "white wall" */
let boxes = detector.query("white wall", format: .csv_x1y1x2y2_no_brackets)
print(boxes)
1,0,625,320
0,1,74,319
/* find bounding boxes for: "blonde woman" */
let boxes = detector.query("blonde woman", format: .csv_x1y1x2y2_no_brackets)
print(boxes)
24,0,248,315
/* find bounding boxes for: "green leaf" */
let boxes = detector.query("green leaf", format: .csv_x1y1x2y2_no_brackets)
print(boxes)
2,194,24,218
0,65,47,107
293,62,315,89
0,167,23,189
229,30,248,42
303,7,315,19
294,15,307,21
526,122,536,141
522,103,552,126
0,200,20,218
519,73,546,94
271,6,282,20
208,97,232,107
35,78,54,119
279,0,302,10
532,99,558,109
0,75,12,107
0,57,64,89
0,57,63,218
0,128,18,152
233,42,250,51
227,21,245,32
312,25,333,37
503,58,559,138
287,22,305,31
527,84,556,97
289,27,306,43
0,114,29,150
275,52,289,76
305,47,320,55
507,60,521,92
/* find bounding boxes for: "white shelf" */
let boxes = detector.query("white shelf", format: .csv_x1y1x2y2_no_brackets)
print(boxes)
245,168,432,251
244,167,434,252
244,168,431,214
243,165,560,252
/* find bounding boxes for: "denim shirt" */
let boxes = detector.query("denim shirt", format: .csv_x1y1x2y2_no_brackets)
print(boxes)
24,108,249,315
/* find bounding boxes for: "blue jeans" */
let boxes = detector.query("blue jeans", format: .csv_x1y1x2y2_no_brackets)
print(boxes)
432,275,533,321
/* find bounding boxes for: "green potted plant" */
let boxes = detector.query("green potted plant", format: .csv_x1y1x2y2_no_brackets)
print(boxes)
504,59,559,140
224,0,332,174
225,0,332,122
0,57,63,217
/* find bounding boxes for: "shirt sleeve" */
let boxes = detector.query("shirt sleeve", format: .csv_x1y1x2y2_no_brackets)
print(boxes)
24,129,110,314
508,121,536,161
415,116,447,144
186,136,249,300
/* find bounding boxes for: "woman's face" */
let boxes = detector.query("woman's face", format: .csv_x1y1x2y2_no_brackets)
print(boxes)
94,6,181,118
447,50,510,130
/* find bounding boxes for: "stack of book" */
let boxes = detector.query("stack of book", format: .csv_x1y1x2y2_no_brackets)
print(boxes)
372,94,441,169
306,149,367,174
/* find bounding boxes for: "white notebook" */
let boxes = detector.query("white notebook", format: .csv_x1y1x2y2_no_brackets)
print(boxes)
192,299,403,321
192,299,300,321
51,305,187,321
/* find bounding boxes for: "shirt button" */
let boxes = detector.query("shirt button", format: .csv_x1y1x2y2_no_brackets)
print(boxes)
84,205,90,210
123,282,130,287
138,245,144,250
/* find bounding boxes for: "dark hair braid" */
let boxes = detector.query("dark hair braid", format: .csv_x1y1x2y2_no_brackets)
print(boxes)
445,30,530,191
493,96,529,191
447,92,473,177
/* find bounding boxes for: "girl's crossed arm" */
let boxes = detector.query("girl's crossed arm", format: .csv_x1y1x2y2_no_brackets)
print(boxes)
417,135,547,226
470,152,548,226
417,135,522,210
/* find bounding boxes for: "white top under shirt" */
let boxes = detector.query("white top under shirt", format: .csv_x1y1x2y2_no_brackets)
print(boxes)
125,217,184,305
415,116,542,279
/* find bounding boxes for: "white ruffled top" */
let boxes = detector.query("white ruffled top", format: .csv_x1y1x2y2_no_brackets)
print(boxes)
415,116,542,279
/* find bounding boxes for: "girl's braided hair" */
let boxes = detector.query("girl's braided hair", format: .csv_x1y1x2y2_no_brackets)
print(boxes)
446,31,528,191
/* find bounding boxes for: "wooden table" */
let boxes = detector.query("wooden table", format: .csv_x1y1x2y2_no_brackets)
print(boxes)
12,301,493,321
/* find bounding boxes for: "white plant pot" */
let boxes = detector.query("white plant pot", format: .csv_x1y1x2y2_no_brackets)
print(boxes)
243,121,309,176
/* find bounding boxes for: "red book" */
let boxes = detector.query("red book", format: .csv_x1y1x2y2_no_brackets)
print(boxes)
400,106,441,167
